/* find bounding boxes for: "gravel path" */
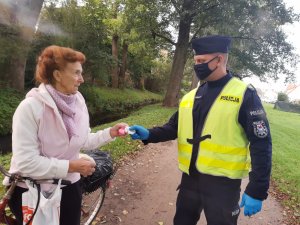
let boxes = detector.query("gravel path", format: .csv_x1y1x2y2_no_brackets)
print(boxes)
97,140,285,225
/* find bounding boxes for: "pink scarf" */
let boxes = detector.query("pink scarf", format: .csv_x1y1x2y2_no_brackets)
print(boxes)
45,85,77,139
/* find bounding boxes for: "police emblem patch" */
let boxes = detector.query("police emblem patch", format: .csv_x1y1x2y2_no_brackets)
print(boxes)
253,120,268,138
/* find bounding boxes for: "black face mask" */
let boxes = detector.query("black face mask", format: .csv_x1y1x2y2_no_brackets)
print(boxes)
194,56,219,80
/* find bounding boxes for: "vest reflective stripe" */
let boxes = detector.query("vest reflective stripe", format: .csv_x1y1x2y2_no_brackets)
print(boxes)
178,143,193,170
178,78,250,179
178,89,196,174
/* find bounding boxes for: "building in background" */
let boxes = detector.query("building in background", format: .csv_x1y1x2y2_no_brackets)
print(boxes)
285,83,300,103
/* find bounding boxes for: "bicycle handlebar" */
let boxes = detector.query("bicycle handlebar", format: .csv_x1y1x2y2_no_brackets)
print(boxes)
0,165,71,186
29,178,71,185
0,165,11,177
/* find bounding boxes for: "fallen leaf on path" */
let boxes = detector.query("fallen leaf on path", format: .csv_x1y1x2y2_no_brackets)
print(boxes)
158,222,164,225
122,210,128,215
115,216,122,222
95,216,104,221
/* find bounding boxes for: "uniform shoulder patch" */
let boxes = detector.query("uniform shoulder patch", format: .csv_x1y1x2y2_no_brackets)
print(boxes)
249,109,265,116
253,120,268,138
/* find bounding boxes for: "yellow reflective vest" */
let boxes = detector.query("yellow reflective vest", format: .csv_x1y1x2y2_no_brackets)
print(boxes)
178,78,250,179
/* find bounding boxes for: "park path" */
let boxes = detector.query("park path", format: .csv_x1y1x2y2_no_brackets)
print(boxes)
97,140,285,225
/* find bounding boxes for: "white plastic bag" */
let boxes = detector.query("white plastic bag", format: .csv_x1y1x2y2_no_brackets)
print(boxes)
22,179,62,225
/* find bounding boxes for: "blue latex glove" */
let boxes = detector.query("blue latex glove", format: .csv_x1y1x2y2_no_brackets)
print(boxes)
240,193,262,216
129,125,149,140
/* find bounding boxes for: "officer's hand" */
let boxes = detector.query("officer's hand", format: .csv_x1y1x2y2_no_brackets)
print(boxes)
129,125,149,140
240,193,262,216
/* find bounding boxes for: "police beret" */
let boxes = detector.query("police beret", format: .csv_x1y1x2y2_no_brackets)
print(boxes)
192,35,232,55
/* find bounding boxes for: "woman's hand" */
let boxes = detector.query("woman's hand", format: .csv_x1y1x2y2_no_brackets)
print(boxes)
69,158,96,177
110,122,128,138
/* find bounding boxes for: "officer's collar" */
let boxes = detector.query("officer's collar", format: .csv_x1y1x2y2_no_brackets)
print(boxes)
207,73,232,87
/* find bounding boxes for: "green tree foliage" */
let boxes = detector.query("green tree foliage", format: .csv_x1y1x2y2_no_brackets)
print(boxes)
120,0,170,89
102,0,161,88
25,0,113,86
25,0,161,89
0,0,44,91
2,0,298,100
145,52,172,93
134,0,299,106
213,0,299,82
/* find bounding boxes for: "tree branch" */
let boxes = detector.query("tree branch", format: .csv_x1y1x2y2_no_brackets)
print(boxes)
191,3,220,17
170,0,181,14
151,29,177,45
190,18,205,41
231,36,259,41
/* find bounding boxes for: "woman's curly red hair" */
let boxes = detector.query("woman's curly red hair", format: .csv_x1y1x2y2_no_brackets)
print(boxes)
35,45,86,84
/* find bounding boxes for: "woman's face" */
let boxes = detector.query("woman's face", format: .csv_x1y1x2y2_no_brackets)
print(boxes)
54,61,84,95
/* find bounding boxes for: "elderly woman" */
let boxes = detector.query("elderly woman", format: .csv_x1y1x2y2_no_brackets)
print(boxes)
4,45,127,225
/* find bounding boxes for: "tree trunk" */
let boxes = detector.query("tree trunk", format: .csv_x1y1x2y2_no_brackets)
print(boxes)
190,72,199,90
9,56,27,90
137,77,145,90
163,0,195,107
7,0,44,91
111,34,119,88
119,41,128,89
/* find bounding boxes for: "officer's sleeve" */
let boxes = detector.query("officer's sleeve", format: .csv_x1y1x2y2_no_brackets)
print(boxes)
238,87,272,200
143,111,178,144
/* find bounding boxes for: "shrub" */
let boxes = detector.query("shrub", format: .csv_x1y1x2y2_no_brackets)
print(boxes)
0,88,24,135
0,85,163,135
77,85,163,126
277,92,289,102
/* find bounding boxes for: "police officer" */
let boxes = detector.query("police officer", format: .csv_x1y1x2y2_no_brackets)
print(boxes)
129,35,272,225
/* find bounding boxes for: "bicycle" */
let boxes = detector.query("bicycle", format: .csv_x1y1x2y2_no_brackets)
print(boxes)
0,164,72,225
80,168,114,225
0,150,115,225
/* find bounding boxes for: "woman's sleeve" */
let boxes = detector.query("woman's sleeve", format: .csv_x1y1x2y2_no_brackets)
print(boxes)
81,127,115,150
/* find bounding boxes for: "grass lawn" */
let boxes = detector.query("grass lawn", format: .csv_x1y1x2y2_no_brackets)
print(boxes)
92,104,177,160
264,103,300,215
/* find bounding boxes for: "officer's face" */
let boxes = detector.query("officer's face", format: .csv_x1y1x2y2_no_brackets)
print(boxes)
194,54,219,65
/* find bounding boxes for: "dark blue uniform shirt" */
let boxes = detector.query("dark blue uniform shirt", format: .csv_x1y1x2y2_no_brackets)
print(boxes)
145,74,272,200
